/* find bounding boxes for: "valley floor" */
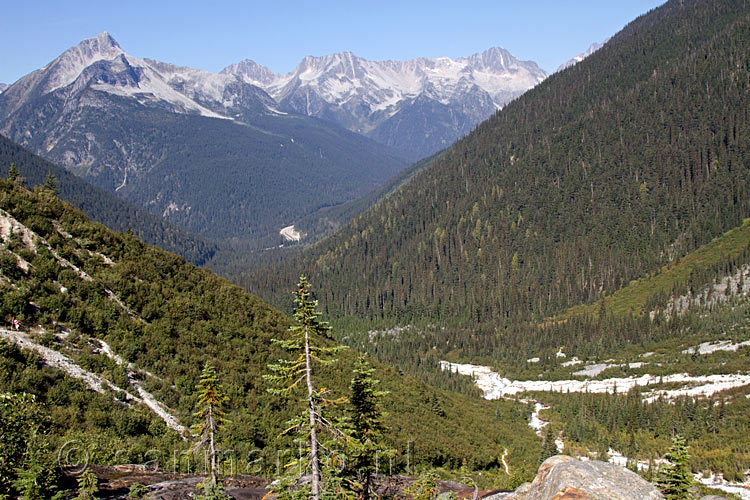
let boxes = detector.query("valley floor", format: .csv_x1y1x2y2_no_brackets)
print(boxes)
441,359,750,499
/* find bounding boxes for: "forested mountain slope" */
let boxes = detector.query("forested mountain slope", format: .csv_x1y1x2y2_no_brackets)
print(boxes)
0,134,215,265
0,180,538,479
248,0,750,331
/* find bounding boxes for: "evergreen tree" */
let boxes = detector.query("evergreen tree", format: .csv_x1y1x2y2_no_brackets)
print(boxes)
655,435,692,500
191,361,228,486
42,171,59,196
7,163,19,183
341,356,391,500
126,482,148,499
73,470,98,500
539,426,557,464
0,393,61,500
265,275,347,500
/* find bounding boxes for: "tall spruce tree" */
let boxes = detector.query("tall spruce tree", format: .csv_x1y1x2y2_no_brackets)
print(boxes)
342,356,391,500
539,426,557,464
655,435,692,500
266,275,346,500
192,361,228,486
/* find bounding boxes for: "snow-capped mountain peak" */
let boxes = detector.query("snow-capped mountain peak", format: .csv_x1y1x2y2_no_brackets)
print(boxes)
218,47,546,159
7,32,286,121
2,34,547,162
44,31,125,93
228,47,546,112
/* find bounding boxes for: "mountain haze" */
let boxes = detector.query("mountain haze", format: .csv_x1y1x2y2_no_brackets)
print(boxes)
225,48,547,160
0,32,407,245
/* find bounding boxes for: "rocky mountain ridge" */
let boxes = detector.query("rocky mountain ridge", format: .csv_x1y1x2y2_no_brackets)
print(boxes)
0,32,408,244
1,32,546,162
225,47,547,159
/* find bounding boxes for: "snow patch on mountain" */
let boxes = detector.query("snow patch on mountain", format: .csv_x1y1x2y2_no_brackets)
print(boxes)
33,32,282,121
231,47,546,114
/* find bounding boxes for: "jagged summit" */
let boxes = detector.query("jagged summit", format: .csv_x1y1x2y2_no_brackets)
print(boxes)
463,46,524,71
219,47,546,159
220,58,276,86
42,31,125,93
1,32,283,121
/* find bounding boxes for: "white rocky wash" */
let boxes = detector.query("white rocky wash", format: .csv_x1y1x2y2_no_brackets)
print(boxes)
0,328,186,437
442,360,750,486
1,209,142,322
573,361,646,377
651,264,750,320
697,472,750,500
439,361,750,401
682,339,750,355
528,402,549,431
561,356,582,367
93,338,186,437
279,225,302,242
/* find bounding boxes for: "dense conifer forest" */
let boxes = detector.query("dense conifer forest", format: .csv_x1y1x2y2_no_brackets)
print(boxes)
247,0,750,344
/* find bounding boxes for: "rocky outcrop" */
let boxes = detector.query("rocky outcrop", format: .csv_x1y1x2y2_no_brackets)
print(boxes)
492,456,663,500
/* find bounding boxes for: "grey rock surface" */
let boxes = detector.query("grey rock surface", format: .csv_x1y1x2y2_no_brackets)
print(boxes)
502,455,663,500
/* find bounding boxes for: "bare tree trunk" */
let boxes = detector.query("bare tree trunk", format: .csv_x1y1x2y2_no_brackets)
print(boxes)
362,471,371,500
304,324,321,500
209,405,216,484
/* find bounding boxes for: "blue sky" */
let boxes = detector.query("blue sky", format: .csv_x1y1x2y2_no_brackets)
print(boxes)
0,0,665,85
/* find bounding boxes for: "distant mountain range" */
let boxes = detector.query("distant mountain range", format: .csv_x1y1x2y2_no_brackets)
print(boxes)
0,32,549,244
225,48,547,160
0,33,407,245
556,40,608,72
0,83,7,93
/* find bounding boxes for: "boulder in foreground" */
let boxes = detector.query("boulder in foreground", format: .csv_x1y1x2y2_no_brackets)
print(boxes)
493,455,663,500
